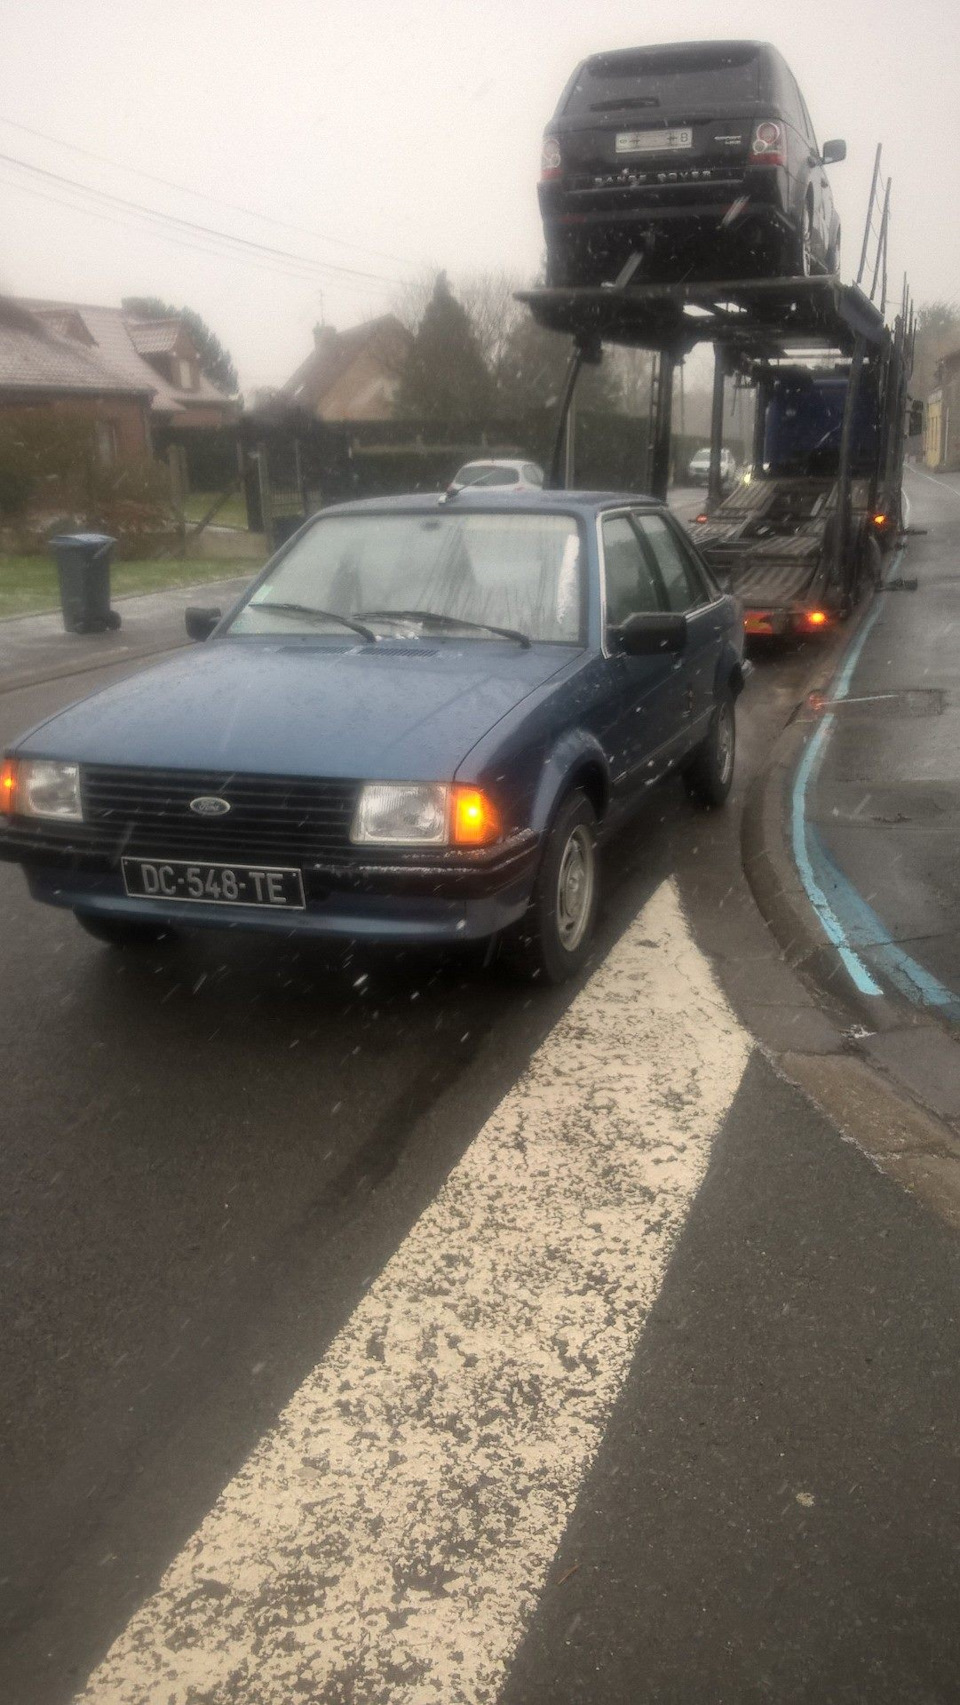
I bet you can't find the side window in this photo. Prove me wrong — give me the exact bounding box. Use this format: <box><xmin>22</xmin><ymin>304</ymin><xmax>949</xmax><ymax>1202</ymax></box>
<box><xmin>636</xmin><ymin>514</ymin><xmax>708</xmax><ymax>613</ymax></box>
<box><xmin>601</xmin><ymin>515</ymin><xmax>662</xmax><ymax>626</ymax></box>
<box><xmin>524</xmin><ymin>463</ymin><xmax>543</xmax><ymax>486</ymax></box>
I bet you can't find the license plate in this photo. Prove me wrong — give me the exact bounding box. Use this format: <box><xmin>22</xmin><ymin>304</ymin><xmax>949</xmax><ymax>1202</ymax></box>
<box><xmin>744</xmin><ymin>612</ymin><xmax>775</xmax><ymax>635</ymax></box>
<box><xmin>616</xmin><ymin>127</ymin><xmax>693</xmax><ymax>155</ymax></box>
<box><xmin>122</xmin><ymin>857</ymin><xmax>305</xmax><ymax>909</ymax></box>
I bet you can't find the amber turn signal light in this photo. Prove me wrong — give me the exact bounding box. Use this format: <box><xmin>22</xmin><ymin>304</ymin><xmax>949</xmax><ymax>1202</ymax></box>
<box><xmin>0</xmin><ymin>757</ymin><xmax>17</xmax><ymax>815</ymax></box>
<box><xmin>805</xmin><ymin>610</ymin><xmax>829</xmax><ymax>629</ymax></box>
<box><xmin>451</xmin><ymin>786</ymin><xmax>501</xmax><ymax>846</ymax></box>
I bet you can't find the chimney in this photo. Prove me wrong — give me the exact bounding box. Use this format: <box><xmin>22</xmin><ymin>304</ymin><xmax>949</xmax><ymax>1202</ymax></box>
<box><xmin>313</xmin><ymin>323</ymin><xmax>337</xmax><ymax>352</ymax></box>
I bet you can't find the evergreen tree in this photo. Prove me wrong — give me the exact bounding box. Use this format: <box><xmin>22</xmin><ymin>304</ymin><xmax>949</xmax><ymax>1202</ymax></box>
<box><xmin>395</xmin><ymin>272</ymin><xmax>493</xmax><ymax>420</ymax></box>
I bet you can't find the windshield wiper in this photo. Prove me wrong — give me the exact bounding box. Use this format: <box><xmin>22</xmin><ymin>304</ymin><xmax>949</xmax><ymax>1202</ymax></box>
<box><xmin>357</xmin><ymin>609</ymin><xmax>531</xmax><ymax>649</ymax></box>
<box><xmin>249</xmin><ymin>602</ymin><xmax>378</xmax><ymax>643</ymax></box>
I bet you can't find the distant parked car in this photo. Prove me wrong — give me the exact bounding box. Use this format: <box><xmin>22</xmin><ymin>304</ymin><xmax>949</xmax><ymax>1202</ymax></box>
<box><xmin>687</xmin><ymin>446</ymin><xmax>738</xmax><ymax>485</ymax></box>
<box><xmin>539</xmin><ymin>39</ymin><xmax>844</xmax><ymax>287</ymax></box>
<box><xmin>449</xmin><ymin>459</ymin><xmax>544</xmax><ymax>492</ymax></box>
<box><xmin>1</xmin><ymin>492</ymin><xmax>744</xmax><ymax>984</ymax></box>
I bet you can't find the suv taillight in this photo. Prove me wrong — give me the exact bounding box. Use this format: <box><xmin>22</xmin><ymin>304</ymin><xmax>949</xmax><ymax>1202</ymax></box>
<box><xmin>749</xmin><ymin>120</ymin><xmax>786</xmax><ymax>167</ymax></box>
<box><xmin>540</xmin><ymin>136</ymin><xmax>562</xmax><ymax>181</ymax></box>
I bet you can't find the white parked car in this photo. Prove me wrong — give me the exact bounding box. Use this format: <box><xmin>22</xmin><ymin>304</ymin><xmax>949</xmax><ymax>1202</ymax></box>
<box><xmin>449</xmin><ymin>458</ymin><xmax>545</xmax><ymax>493</ymax></box>
<box><xmin>688</xmin><ymin>446</ymin><xmax>739</xmax><ymax>486</ymax></box>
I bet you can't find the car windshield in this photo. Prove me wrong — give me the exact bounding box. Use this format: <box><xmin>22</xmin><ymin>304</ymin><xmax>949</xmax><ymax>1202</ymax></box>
<box><xmin>228</xmin><ymin>511</ymin><xmax>584</xmax><ymax>643</ymax></box>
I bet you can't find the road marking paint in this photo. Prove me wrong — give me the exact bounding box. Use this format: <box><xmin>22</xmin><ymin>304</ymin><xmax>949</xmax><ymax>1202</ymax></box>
<box><xmin>76</xmin><ymin>880</ymin><xmax>751</xmax><ymax>1705</ymax></box>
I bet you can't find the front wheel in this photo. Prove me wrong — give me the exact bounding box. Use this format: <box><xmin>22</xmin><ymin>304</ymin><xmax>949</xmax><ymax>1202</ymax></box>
<box><xmin>502</xmin><ymin>789</ymin><xmax>599</xmax><ymax>984</ymax></box>
<box><xmin>683</xmin><ymin>692</ymin><xmax>736</xmax><ymax>808</ymax></box>
<box><xmin>75</xmin><ymin>912</ymin><xmax>179</xmax><ymax>948</ymax></box>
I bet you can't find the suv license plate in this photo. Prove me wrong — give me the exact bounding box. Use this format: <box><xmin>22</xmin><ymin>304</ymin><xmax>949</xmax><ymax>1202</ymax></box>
<box><xmin>616</xmin><ymin>127</ymin><xmax>693</xmax><ymax>154</ymax></box>
<box><xmin>122</xmin><ymin>857</ymin><xmax>305</xmax><ymax>909</ymax></box>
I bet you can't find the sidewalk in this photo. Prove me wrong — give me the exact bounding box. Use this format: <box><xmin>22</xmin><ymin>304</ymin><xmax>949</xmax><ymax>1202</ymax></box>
<box><xmin>742</xmin><ymin>467</ymin><xmax>960</xmax><ymax>1229</ymax></box>
<box><xmin>0</xmin><ymin>573</ymin><xmax>253</xmax><ymax>695</ymax></box>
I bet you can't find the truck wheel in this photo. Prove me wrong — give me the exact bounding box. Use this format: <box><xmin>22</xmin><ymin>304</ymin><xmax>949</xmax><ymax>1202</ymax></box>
<box><xmin>502</xmin><ymin>789</ymin><xmax>599</xmax><ymax>984</ymax></box>
<box><xmin>860</xmin><ymin>531</ymin><xmax>883</xmax><ymax>595</ymax></box>
<box><xmin>683</xmin><ymin>692</ymin><xmax>736</xmax><ymax>808</ymax></box>
<box><xmin>75</xmin><ymin>912</ymin><xmax>179</xmax><ymax>948</ymax></box>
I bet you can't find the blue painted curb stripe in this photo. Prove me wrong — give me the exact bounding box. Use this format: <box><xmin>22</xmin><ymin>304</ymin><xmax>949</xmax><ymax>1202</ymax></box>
<box><xmin>792</xmin><ymin>544</ymin><xmax>960</xmax><ymax>1017</ymax></box>
<box><xmin>790</xmin><ymin>710</ymin><xmax>883</xmax><ymax>996</ymax></box>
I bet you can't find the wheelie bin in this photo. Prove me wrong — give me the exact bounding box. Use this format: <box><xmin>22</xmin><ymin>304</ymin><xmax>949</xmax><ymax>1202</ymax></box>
<box><xmin>49</xmin><ymin>533</ymin><xmax>121</xmax><ymax>634</ymax></box>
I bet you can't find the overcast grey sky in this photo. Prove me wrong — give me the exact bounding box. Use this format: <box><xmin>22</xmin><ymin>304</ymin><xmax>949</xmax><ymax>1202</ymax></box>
<box><xmin>2</xmin><ymin>0</ymin><xmax>955</xmax><ymax>390</ymax></box>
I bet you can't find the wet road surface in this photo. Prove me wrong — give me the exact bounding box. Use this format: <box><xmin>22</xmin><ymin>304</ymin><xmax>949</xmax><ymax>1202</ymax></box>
<box><xmin>2</xmin><ymin>575</ymin><xmax>960</xmax><ymax>1704</ymax></box>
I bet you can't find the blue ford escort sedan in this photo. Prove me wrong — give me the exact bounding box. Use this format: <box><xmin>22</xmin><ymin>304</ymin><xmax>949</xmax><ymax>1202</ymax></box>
<box><xmin>1</xmin><ymin>492</ymin><xmax>744</xmax><ymax>982</ymax></box>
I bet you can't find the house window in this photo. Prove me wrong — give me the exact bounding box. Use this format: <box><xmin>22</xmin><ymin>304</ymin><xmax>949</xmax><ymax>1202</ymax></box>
<box><xmin>177</xmin><ymin>358</ymin><xmax>195</xmax><ymax>390</ymax></box>
<box><xmin>96</xmin><ymin>421</ymin><xmax>120</xmax><ymax>465</ymax></box>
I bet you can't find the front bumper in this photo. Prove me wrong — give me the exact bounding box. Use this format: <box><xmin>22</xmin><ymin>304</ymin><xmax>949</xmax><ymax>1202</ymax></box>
<box><xmin>0</xmin><ymin>823</ymin><xmax>541</xmax><ymax>944</ymax></box>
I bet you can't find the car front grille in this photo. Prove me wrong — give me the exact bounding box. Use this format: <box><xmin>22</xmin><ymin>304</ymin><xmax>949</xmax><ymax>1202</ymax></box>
<box><xmin>79</xmin><ymin>765</ymin><xmax>360</xmax><ymax>861</ymax></box>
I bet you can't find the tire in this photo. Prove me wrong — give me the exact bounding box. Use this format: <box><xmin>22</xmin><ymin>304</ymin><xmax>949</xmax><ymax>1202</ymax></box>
<box><xmin>826</xmin><ymin>225</ymin><xmax>841</xmax><ymax>276</ymax></box>
<box><xmin>859</xmin><ymin>530</ymin><xmax>883</xmax><ymax>596</ymax></box>
<box><xmin>502</xmin><ymin>789</ymin><xmax>599</xmax><ymax>984</ymax></box>
<box><xmin>545</xmin><ymin>246</ymin><xmax>572</xmax><ymax>289</ymax></box>
<box><xmin>789</xmin><ymin>198</ymin><xmax>815</xmax><ymax>277</ymax></box>
<box><xmin>683</xmin><ymin>692</ymin><xmax>736</xmax><ymax>808</ymax></box>
<box><xmin>75</xmin><ymin>912</ymin><xmax>179</xmax><ymax>948</ymax></box>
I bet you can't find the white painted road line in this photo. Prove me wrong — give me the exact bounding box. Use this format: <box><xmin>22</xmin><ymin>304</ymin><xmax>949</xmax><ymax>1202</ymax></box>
<box><xmin>77</xmin><ymin>880</ymin><xmax>752</xmax><ymax>1705</ymax></box>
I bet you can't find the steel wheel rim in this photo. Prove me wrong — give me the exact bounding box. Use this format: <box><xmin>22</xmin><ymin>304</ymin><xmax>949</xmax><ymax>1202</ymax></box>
<box><xmin>716</xmin><ymin>702</ymin><xmax>735</xmax><ymax>785</ymax></box>
<box><xmin>556</xmin><ymin>825</ymin><xmax>595</xmax><ymax>952</ymax></box>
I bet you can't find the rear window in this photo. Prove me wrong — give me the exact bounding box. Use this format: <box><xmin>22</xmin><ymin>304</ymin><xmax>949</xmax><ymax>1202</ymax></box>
<box><xmin>456</xmin><ymin>464</ymin><xmax>518</xmax><ymax>488</ymax></box>
<box><xmin>564</xmin><ymin>44</ymin><xmax>762</xmax><ymax>116</ymax></box>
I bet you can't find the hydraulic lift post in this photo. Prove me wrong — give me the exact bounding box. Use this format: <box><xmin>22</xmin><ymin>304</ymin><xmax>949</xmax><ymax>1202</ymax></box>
<box><xmin>707</xmin><ymin>345</ymin><xmax>727</xmax><ymax>507</ymax></box>
<box><xmin>548</xmin><ymin>332</ymin><xmax>601</xmax><ymax>490</ymax></box>
<box><xmin>833</xmin><ymin>331</ymin><xmax>868</xmax><ymax>601</ymax></box>
<box><xmin>648</xmin><ymin>347</ymin><xmax>676</xmax><ymax>502</ymax></box>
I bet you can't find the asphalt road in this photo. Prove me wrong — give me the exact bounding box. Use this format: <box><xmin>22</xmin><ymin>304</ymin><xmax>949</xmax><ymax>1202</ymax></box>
<box><xmin>3</xmin><ymin>579</ymin><xmax>960</xmax><ymax>1703</ymax></box>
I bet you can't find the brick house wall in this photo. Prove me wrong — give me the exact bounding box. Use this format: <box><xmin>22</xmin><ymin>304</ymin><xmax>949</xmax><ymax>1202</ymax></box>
<box><xmin>0</xmin><ymin>391</ymin><xmax>152</xmax><ymax>459</ymax></box>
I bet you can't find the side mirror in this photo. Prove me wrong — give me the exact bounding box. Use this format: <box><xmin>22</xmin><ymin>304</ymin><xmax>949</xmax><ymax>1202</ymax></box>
<box><xmin>185</xmin><ymin>606</ymin><xmax>222</xmax><ymax>642</ymax></box>
<box><xmin>821</xmin><ymin>139</ymin><xmax>847</xmax><ymax>165</ymax></box>
<box><xmin>908</xmin><ymin>399</ymin><xmax>924</xmax><ymax>437</ymax></box>
<box><xmin>616</xmin><ymin>612</ymin><xmax>687</xmax><ymax>656</ymax></box>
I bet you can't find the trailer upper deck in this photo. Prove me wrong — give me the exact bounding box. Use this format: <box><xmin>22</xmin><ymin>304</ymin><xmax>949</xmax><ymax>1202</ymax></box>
<box><xmin>517</xmin><ymin>275</ymin><xmax>888</xmax><ymax>359</ymax></box>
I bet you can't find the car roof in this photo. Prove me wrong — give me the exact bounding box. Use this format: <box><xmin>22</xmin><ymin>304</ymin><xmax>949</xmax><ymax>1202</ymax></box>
<box><xmin>318</xmin><ymin>490</ymin><xmax>663</xmax><ymax>519</ymax></box>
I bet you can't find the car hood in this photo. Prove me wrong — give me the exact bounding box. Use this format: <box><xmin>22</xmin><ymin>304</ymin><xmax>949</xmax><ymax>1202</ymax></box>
<box><xmin>19</xmin><ymin>639</ymin><xmax>574</xmax><ymax>780</ymax></box>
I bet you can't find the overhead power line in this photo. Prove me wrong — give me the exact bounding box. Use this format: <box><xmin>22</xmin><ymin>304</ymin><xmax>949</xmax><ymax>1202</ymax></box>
<box><xmin>0</xmin><ymin>112</ymin><xmax>412</xmax><ymax>269</ymax></box>
<box><xmin>0</xmin><ymin>149</ymin><xmax>404</xmax><ymax>287</ymax></box>
<box><xmin>0</xmin><ymin>170</ymin><xmax>392</xmax><ymax>297</ymax></box>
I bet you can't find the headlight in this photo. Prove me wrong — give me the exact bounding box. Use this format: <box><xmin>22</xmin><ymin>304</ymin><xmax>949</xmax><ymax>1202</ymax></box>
<box><xmin>18</xmin><ymin>759</ymin><xmax>83</xmax><ymax>821</ymax></box>
<box><xmin>351</xmin><ymin>783</ymin><xmax>448</xmax><ymax>845</ymax></box>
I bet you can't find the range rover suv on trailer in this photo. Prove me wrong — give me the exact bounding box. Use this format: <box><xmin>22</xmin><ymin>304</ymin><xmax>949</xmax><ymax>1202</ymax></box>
<box><xmin>539</xmin><ymin>40</ymin><xmax>844</xmax><ymax>287</ymax></box>
<box><xmin>0</xmin><ymin>493</ymin><xmax>744</xmax><ymax>984</ymax></box>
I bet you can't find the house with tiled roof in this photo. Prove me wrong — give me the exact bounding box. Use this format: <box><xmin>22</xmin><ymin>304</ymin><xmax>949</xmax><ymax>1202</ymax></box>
<box><xmin>20</xmin><ymin>299</ymin><xmax>238</xmax><ymax>431</ymax></box>
<box><xmin>281</xmin><ymin>315</ymin><xmax>411</xmax><ymax>421</ymax></box>
<box><xmin>0</xmin><ymin>298</ymin><xmax>155</xmax><ymax>463</ymax></box>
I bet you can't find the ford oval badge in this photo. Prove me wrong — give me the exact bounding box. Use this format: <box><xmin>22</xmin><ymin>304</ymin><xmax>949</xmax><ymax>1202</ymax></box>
<box><xmin>189</xmin><ymin>795</ymin><xmax>231</xmax><ymax>817</ymax></box>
